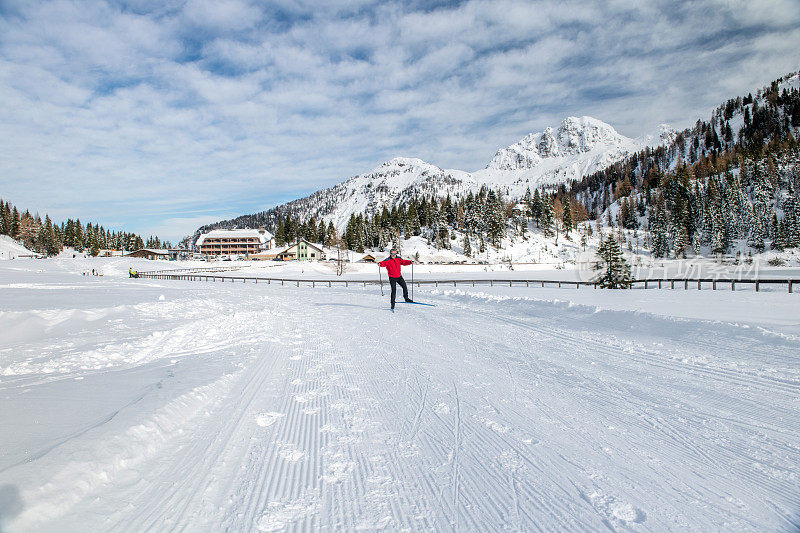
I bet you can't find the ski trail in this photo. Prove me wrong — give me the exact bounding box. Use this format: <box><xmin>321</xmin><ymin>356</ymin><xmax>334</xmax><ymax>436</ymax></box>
<box><xmin>451</xmin><ymin>381</ymin><xmax>462</xmax><ymax>530</ymax></box>
<box><xmin>113</xmin><ymin>342</ymin><xmax>287</xmax><ymax>531</ymax></box>
<box><xmin>5</xmin><ymin>280</ymin><xmax>799</xmax><ymax>532</ymax></box>
<box><xmin>408</xmin><ymin>379</ymin><xmax>429</xmax><ymax>440</ymax></box>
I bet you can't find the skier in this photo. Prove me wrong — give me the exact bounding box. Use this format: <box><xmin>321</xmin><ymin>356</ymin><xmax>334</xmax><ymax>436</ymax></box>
<box><xmin>378</xmin><ymin>248</ymin><xmax>414</xmax><ymax>309</ymax></box>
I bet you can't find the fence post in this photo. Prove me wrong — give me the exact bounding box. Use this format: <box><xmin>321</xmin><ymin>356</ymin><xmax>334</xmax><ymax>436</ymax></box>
<box><xmin>671</xmin><ymin>280</ymin><xmax>674</xmax><ymax>289</ymax></box>
<box><xmin>490</xmin><ymin>280</ymin><xmax>493</xmax><ymax>287</ymax></box>
<box><xmin>658</xmin><ymin>280</ymin><xmax>661</xmax><ymax>289</ymax></box>
<box><xmin>455</xmin><ymin>281</ymin><xmax>457</xmax><ymax>287</ymax></box>
<box><xmin>712</xmin><ymin>280</ymin><xmax>716</xmax><ymax>290</ymax></box>
<box><xmin>526</xmin><ymin>281</ymin><xmax>529</xmax><ymax>287</ymax></box>
<box><xmin>697</xmin><ymin>280</ymin><xmax>701</xmax><ymax>290</ymax></box>
<box><xmin>329</xmin><ymin>281</ymin><xmax>331</xmax><ymax>287</ymax></box>
<box><xmin>790</xmin><ymin>280</ymin><xmax>793</xmax><ymax>294</ymax></box>
<box><xmin>684</xmin><ymin>280</ymin><xmax>688</xmax><ymax>290</ymax></box>
<box><xmin>644</xmin><ymin>280</ymin><xmax>648</xmax><ymax>289</ymax></box>
<box><xmin>755</xmin><ymin>281</ymin><xmax>759</xmax><ymax>292</ymax></box>
<box><xmin>731</xmin><ymin>280</ymin><xmax>734</xmax><ymax>291</ymax></box>
<box><xmin>510</xmin><ymin>281</ymin><xmax>513</xmax><ymax>287</ymax></box>
<box><xmin>542</xmin><ymin>281</ymin><xmax>544</xmax><ymax>288</ymax></box>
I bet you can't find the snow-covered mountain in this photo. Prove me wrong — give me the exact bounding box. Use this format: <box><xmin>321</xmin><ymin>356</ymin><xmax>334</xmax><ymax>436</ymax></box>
<box><xmin>299</xmin><ymin>117</ymin><xmax>675</xmax><ymax>229</ymax></box>
<box><xmin>488</xmin><ymin>116</ymin><xmax>644</xmax><ymax>170</ymax></box>
<box><xmin>191</xmin><ymin>116</ymin><xmax>676</xmax><ymax>237</ymax></box>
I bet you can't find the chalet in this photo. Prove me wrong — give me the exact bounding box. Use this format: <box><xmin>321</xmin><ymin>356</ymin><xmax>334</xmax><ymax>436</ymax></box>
<box><xmin>196</xmin><ymin>229</ymin><xmax>274</xmax><ymax>257</ymax></box>
<box><xmin>512</xmin><ymin>203</ymin><xmax>529</xmax><ymax>217</ymax></box>
<box><xmin>128</xmin><ymin>248</ymin><xmax>171</xmax><ymax>260</ymax></box>
<box><xmin>359</xmin><ymin>254</ymin><xmax>377</xmax><ymax>263</ymax></box>
<box><xmin>250</xmin><ymin>251</ymin><xmax>280</xmax><ymax>261</ymax></box>
<box><xmin>98</xmin><ymin>249</ymin><xmax>123</xmax><ymax>257</ymax></box>
<box><xmin>275</xmin><ymin>240</ymin><xmax>325</xmax><ymax>261</ymax></box>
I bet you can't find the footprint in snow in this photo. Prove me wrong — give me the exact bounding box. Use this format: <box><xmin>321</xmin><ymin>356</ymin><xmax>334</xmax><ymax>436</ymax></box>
<box><xmin>434</xmin><ymin>403</ymin><xmax>451</xmax><ymax>415</ymax></box>
<box><xmin>255</xmin><ymin>412</ymin><xmax>285</xmax><ymax>427</ymax></box>
<box><xmin>256</xmin><ymin>493</ymin><xmax>318</xmax><ymax>532</ymax></box>
<box><xmin>279</xmin><ymin>447</ymin><xmax>308</xmax><ymax>462</ymax></box>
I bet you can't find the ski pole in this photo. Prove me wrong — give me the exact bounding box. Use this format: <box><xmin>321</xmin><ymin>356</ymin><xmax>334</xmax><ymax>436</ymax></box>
<box><xmin>411</xmin><ymin>262</ymin><xmax>414</xmax><ymax>301</ymax></box>
<box><xmin>379</xmin><ymin>264</ymin><xmax>384</xmax><ymax>296</ymax></box>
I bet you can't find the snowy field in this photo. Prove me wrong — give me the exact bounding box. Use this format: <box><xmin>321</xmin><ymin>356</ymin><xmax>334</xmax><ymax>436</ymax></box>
<box><xmin>1</xmin><ymin>256</ymin><xmax>800</xmax><ymax>531</ymax></box>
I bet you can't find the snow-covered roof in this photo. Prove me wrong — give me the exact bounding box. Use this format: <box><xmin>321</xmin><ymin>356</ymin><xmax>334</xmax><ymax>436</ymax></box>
<box><xmin>196</xmin><ymin>229</ymin><xmax>273</xmax><ymax>246</ymax></box>
<box><xmin>276</xmin><ymin>240</ymin><xmax>325</xmax><ymax>255</ymax></box>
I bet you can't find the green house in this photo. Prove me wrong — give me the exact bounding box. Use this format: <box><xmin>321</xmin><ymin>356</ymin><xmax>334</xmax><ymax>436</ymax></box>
<box><xmin>276</xmin><ymin>240</ymin><xmax>325</xmax><ymax>261</ymax></box>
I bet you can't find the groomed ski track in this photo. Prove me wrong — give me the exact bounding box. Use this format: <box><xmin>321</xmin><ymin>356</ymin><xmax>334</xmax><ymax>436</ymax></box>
<box><xmin>2</xmin><ymin>271</ymin><xmax>800</xmax><ymax>531</ymax></box>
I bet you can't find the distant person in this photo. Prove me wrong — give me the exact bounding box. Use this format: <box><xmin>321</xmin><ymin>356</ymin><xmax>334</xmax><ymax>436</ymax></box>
<box><xmin>378</xmin><ymin>248</ymin><xmax>414</xmax><ymax>309</ymax></box>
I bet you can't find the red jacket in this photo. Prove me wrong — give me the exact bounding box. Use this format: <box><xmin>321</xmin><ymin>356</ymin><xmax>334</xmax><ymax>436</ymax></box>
<box><xmin>379</xmin><ymin>256</ymin><xmax>412</xmax><ymax>278</ymax></box>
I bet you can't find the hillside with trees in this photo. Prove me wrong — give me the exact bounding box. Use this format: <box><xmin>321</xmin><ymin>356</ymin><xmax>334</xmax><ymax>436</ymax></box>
<box><xmin>187</xmin><ymin>72</ymin><xmax>800</xmax><ymax>261</ymax></box>
<box><xmin>0</xmin><ymin>199</ymin><xmax>171</xmax><ymax>257</ymax></box>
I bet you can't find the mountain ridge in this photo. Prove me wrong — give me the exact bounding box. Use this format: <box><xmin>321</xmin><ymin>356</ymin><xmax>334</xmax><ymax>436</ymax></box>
<box><xmin>186</xmin><ymin>116</ymin><xmax>676</xmax><ymax>245</ymax></box>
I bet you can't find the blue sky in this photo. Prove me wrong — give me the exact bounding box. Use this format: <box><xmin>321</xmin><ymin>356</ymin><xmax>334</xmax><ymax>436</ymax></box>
<box><xmin>1</xmin><ymin>0</ymin><xmax>798</xmax><ymax>242</ymax></box>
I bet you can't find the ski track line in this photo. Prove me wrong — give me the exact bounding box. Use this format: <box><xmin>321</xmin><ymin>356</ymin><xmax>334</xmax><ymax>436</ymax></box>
<box><xmin>9</xmin><ymin>282</ymin><xmax>799</xmax><ymax>531</ymax></box>
<box><xmin>408</xmin><ymin>378</ymin><xmax>429</xmax><ymax>440</ymax></box>
<box><xmin>432</xmin><ymin>293</ymin><xmax>800</xmax><ymax>528</ymax></box>
<box><xmin>118</xmin><ymin>343</ymin><xmax>285</xmax><ymax>531</ymax></box>
<box><xmin>475</xmin><ymin>300</ymin><xmax>800</xmax><ymax>400</ymax></box>
<box><xmin>379</xmin><ymin>295</ymin><xmax>604</xmax><ymax>529</ymax></box>
<box><xmin>392</xmin><ymin>300</ymin><xmax>736</xmax><ymax>524</ymax></box>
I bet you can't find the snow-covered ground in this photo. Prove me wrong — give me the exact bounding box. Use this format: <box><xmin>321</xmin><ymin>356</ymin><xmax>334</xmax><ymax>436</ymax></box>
<box><xmin>0</xmin><ymin>235</ymin><xmax>39</xmax><ymax>260</ymax></box>
<box><xmin>1</xmin><ymin>256</ymin><xmax>799</xmax><ymax>531</ymax></box>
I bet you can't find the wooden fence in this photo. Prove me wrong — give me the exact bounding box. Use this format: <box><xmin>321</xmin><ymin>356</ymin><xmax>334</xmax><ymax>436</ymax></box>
<box><xmin>135</xmin><ymin>272</ymin><xmax>798</xmax><ymax>293</ymax></box>
<box><xmin>137</xmin><ymin>265</ymin><xmax>248</xmax><ymax>276</ymax></box>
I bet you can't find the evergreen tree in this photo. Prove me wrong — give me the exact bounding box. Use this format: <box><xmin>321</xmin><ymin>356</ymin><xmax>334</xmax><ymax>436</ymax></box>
<box><xmin>531</xmin><ymin>189</ymin><xmax>542</xmax><ymax>226</ymax></box>
<box><xmin>562</xmin><ymin>199</ymin><xmax>573</xmax><ymax>238</ymax></box>
<box><xmin>44</xmin><ymin>215</ymin><xmax>60</xmax><ymax>256</ymax></box>
<box><xmin>540</xmin><ymin>195</ymin><xmax>554</xmax><ymax>236</ymax></box>
<box><xmin>486</xmin><ymin>190</ymin><xmax>505</xmax><ymax>247</ymax></box>
<box><xmin>593</xmin><ymin>235</ymin><xmax>632</xmax><ymax>288</ymax></box>
<box><xmin>326</xmin><ymin>221</ymin><xmax>336</xmax><ymax>247</ymax></box>
<box><xmin>462</xmin><ymin>233</ymin><xmax>471</xmax><ymax>257</ymax></box>
<box><xmin>783</xmin><ymin>191</ymin><xmax>800</xmax><ymax>247</ymax></box>
<box><xmin>11</xmin><ymin>207</ymin><xmax>20</xmax><ymax>238</ymax></box>
<box><xmin>648</xmin><ymin>201</ymin><xmax>670</xmax><ymax>258</ymax></box>
<box><xmin>0</xmin><ymin>201</ymin><xmax>7</xmax><ymax>235</ymax></box>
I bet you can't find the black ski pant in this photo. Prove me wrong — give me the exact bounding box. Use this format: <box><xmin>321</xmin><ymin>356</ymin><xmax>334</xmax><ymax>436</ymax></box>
<box><xmin>389</xmin><ymin>276</ymin><xmax>409</xmax><ymax>306</ymax></box>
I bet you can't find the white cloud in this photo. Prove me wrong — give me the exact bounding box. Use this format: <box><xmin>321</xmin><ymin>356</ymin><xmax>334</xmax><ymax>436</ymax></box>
<box><xmin>1</xmin><ymin>0</ymin><xmax>798</xmax><ymax>240</ymax></box>
<box><xmin>182</xmin><ymin>0</ymin><xmax>262</xmax><ymax>32</ymax></box>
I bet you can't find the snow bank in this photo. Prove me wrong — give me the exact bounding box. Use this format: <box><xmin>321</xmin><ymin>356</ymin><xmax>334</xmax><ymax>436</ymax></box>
<box><xmin>1</xmin><ymin>257</ymin><xmax>799</xmax><ymax>531</ymax></box>
<box><xmin>0</xmin><ymin>235</ymin><xmax>35</xmax><ymax>259</ymax></box>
